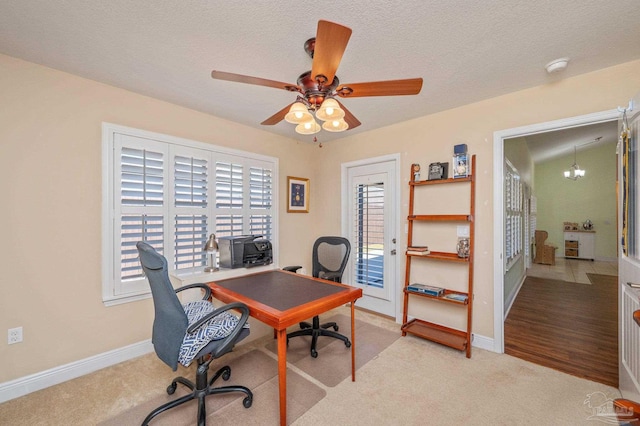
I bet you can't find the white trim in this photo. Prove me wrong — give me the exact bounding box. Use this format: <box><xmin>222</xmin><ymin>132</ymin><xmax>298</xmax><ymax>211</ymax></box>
<box><xmin>0</xmin><ymin>340</ymin><xmax>153</xmax><ymax>403</ymax></box>
<box><xmin>504</xmin><ymin>274</ymin><xmax>527</xmax><ymax>319</ymax></box>
<box><xmin>471</xmin><ymin>333</ymin><xmax>494</xmax><ymax>352</ymax></box>
<box><xmin>493</xmin><ymin>109</ymin><xmax>619</xmax><ymax>354</ymax></box>
<box><xmin>341</xmin><ymin>153</ymin><xmax>402</xmax><ymax>322</ymax></box>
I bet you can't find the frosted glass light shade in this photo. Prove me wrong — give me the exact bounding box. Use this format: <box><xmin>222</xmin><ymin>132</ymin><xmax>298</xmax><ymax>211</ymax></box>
<box><xmin>322</xmin><ymin>118</ymin><xmax>349</xmax><ymax>132</ymax></box>
<box><xmin>285</xmin><ymin>102</ymin><xmax>313</xmax><ymax>124</ymax></box>
<box><xmin>315</xmin><ymin>98</ymin><xmax>345</xmax><ymax>121</ymax></box>
<box><xmin>295</xmin><ymin>119</ymin><xmax>321</xmax><ymax>134</ymax></box>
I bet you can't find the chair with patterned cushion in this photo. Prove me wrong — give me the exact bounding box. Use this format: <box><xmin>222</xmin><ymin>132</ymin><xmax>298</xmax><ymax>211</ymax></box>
<box><xmin>136</xmin><ymin>241</ymin><xmax>252</xmax><ymax>426</ymax></box>
<box><xmin>283</xmin><ymin>236</ymin><xmax>352</xmax><ymax>358</ymax></box>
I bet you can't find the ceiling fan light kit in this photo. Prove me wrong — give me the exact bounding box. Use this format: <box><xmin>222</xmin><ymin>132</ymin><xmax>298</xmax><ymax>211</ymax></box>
<box><xmin>284</xmin><ymin>102</ymin><xmax>313</xmax><ymax>124</ymax></box>
<box><xmin>211</xmin><ymin>20</ymin><xmax>423</xmax><ymax>138</ymax></box>
<box><xmin>295</xmin><ymin>120</ymin><xmax>322</xmax><ymax>135</ymax></box>
<box><xmin>322</xmin><ymin>118</ymin><xmax>349</xmax><ymax>132</ymax></box>
<box><xmin>315</xmin><ymin>98</ymin><xmax>345</xmax><ymax>121</ymax></box>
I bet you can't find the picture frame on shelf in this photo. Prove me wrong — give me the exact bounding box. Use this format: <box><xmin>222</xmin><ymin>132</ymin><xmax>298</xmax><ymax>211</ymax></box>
<box><xmin>453</xmin><ymin>153</ymin><xmax>469</xmax><ymax>178</ymax></box>
<box><xmin>287</xmin><ymin>176</ymin><xmax>309</xmax><ymax>213</ymax></box>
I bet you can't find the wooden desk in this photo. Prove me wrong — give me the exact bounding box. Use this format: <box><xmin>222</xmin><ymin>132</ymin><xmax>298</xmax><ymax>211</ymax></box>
<box><xmin>207</xmin><ymin>269</ymin><xmax>363</xmax><ymax>426</ymax></box>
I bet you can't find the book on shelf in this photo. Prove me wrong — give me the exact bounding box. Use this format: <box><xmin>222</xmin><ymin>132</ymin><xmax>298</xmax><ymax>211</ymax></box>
<box><xmin>407</xmin><ymin>283</ymin><xmax>444</xmax><ymax>297</ymax></box>
<box><xmin>407</xmin><ymin>246</ymin><xmax>430</xmax><ymax>255</ymax></box>
<box><xmin>443</xmin><ymin>293</ymin><xmax>468</xmax><ymax>302</ymax></box>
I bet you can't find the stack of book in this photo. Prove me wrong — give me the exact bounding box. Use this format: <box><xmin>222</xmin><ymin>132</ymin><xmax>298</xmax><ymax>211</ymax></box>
<box><xmin>443</xmin><ymin>293</ymin><xmax>468</xmax><ymax>302</ymax></box>
<box><xmin>406</xmin><ymin>246</ymin><xmax>430</xmax><ymax>255</ymax></box>
<box><xmin>407</xmin><ymin>283</ymin><xmax>444</xmax><ymax>297</ymax></box>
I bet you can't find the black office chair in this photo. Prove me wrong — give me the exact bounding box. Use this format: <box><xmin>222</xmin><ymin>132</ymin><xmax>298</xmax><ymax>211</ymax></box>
<box><xmin>136</xmin><ymin>242</ymin><xmax>252</xmax><ymax>426</ymax></box>
<box><xmin>283</xmin><ymin>236</ymin><xmax>352</xmax><ymax>358</ymax></box>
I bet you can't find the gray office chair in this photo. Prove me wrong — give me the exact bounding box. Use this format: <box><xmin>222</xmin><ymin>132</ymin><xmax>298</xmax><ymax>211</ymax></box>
<box><xmin>283</xmin><ymin>236</ymin><xmax>352</xmax><ymax>358</ymax></box>
<box><xmin>136</xmin><ymin>242</ymin><xmax>252</xmax><ymax>426</ymax></box>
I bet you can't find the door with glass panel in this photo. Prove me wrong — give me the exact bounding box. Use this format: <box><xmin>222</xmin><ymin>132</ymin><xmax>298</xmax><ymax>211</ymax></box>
<box><xmin>343</xmin><ymin>157</ymin><xmax>398</xmax><ymax>317</ymax></box>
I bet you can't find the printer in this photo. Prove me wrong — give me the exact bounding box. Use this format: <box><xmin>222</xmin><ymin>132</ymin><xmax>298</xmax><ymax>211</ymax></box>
<box><xmin>218</xmin><ymin>235</ymin><xmax>273</xmax><ymax>269</ymax></box>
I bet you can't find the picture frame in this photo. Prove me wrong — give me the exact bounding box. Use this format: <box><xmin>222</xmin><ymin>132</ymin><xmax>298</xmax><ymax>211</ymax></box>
<box><xmin>453</xmin><ymin>153</ymin><xmax>469</xmax><ymax>178</ymax></box>
<box><xmin>287</xmin><ymin>176</ymin><xmax>309</xmax><ymax>213</ymax></box>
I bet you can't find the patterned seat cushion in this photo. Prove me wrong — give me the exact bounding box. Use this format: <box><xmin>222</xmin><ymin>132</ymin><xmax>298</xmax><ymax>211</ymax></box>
<box><xmin>178</xmin><ymin>300</ymin><xmax>249</xmax><ymax>366</ymax></box>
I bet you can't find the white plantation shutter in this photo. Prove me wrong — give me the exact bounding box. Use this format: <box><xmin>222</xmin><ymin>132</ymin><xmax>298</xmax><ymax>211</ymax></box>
<box><xmin>352</xmin><ymin>182</ymin><xmax>385</xmax><ymax>288</ymax></box>
<box><xmin>173</xmin><ymin>153</ymin><xmax>209</xmax><ymax>270</ymax></box>
<box><xmin>249</xmin><ymin>166</ymin><xmax>273</xmax><ymax>239</ymax></box>
<box><xmin>120</xmin><ymin>214</ymin><xmax>164</xmax><ymax>280</ymax></box>
<box><xmin>113</xmin><ymin>135</ymin><xmax>168</xmax><ymax>297</ymax></box>
<box><xmin>215</xmin><ymin>160</ymin><xmax>244</xmax><ymax>237</ymax></box>
<box><xmin>104</xmin><ymin>124</ymin><xmax>278</xmax><ymax>305</ymax></box>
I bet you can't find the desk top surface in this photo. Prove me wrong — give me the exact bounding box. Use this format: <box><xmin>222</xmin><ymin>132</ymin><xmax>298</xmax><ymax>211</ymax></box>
<box><xmin>210</xmin><ymin>269</ymin><xmax>357</xmax><ymax>312</ymax></box>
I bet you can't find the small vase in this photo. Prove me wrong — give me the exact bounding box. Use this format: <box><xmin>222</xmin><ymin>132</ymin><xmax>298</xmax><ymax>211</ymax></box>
<box><xmin>456</xmin><ymin>238</ymin><xmax>470</xmax><ymax>258</ymax></box>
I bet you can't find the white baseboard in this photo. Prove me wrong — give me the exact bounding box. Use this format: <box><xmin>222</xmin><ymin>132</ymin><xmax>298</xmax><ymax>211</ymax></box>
<box><xmin>0</xmin><ymin>339</ymin><xmax>153</xmax><ymax>404</ymax></box>
<box><xmin>504</xmin><ymin>275</ymin><xmax>527</xmax><ymax>320</ymax></box>
<box><xmin>472</xmin><ymin>333</ymin><xmax>494</xmax><ymax>352</ymax></box>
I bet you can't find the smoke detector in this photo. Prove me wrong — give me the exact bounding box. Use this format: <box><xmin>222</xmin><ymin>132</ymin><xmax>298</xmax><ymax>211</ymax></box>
<box><xmin>545</xmin><ymin>58</ymin><xmax>570</xmax><ymax>74</ymax></box>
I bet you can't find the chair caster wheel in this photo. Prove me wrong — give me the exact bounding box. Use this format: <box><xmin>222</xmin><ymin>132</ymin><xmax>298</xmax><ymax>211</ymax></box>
<box><xmin>333</xmin><ymin>325</ymin><xmax>339</xmax><ymax>331</ymax></box>
<box><xmin>345</xmin><ymin>340</ymin><xmax>352</xmax><ymax>348</ymax></box>
<box><xmin>167</xmin><ymin>383</ymin><xmax>177</xmax><ymax>395</ymax></box>
<box><xmin>311</xmin><ymin>349</ymin><xmax>318</xmax><ymax>358</ymax></box>
<box><xmin>243</xmin><ymin>396</ymin><xmax>253</xmax><ymax>408</ymax></box>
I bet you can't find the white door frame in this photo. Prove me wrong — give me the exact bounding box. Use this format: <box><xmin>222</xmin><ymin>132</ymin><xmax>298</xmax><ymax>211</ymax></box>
<box><xmin>341</xmin><ymin>153</ymin><xmax>402</xmax><ymax>322</ymax></box>
<box><xmin>492</xmin><ymin>109</ymin><xmax>619</xmax><ymax>353</ymax></box>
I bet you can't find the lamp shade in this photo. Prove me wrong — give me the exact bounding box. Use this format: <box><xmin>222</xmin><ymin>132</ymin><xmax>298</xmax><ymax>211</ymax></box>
<box><xmin>322</xmin><ymin>118</ymin><xmax>349</xmax><ymax>132</ymax></box>
<box><xmin>295</xmin><ymin>119</ymin><xmax>321</xmax><ymax>134</ymax></box>
<box><xmin>285</xmin><ymin>102</ymin><xmax>313</xmax><ymax>124</ymax></box>
<box><xmin>315</xmin><ymin>98</ymin><xmax>345</xmax><ymax>121</ymax></box>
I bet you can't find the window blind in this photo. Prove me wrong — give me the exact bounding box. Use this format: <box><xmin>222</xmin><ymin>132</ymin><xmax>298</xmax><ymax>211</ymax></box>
<box><xmin>353</xmin><ymin>182</ymin><xmax>385</xmax><ymax>288</ymax></box>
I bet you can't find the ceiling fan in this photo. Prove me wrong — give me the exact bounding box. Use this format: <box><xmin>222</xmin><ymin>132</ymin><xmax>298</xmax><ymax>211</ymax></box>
<box><xmin>211</xmin><ymin>20</ymin><xmax>423</xmax><ymax>135</ymax></box>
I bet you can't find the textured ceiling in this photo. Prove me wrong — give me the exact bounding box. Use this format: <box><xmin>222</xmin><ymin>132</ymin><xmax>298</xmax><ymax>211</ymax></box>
<box><xmin>1</xmin><ymin>0</ymin><xmax>639</xmax><ymax>147</ymax></box>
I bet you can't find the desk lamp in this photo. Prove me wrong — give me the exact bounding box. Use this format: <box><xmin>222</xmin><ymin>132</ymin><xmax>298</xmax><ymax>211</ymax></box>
<box><xmin>204</xmin><ymin>233</ymin><xmax>219</xmax><ymax>272</ymax></box>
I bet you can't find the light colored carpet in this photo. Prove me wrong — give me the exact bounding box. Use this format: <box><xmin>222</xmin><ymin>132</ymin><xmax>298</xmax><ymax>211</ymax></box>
<box><xmin>0</xmin><ymin>306</ymin><xmax>623</xmax><ymax>425</ymax></box>
<box><xmin>265</xmin><ymin>314</ymin><xmax>400</xmax><ymax>387</ymax></box>
<box><xmin>99</xmin><ymin>349</ymin><xmax>325</xmax><ymax>426</ymax></box>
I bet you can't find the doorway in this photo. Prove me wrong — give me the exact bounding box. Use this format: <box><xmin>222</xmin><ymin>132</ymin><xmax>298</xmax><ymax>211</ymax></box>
<box><xmin>492</xmin><ymin>109</ymin><xmax>620</xmax><ymax>352</ymax></box>
<box><xmin>341</xmin><ymin>154</ymin><xmax>400</xmax><ymax>319</ymax></box>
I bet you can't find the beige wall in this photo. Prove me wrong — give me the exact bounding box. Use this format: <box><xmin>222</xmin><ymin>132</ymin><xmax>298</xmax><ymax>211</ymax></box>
<box><xmin>2</xmin><ymin>52</ymin><xmax>640</xmax><ymax>384</ymax></box>
<box><xmin>535</xmin><ymin>141</ymin><xmax>618</xmax><ymax>259</ymax></box>
<box><xmin>0</xmin><ymin>54</ymin><xmax>317</xmax><ymax>382</ymax></box>
<box><xmin>311</xmin><ymin>59</ymin><xmax>640</xmax><ymax>340</ymax></box>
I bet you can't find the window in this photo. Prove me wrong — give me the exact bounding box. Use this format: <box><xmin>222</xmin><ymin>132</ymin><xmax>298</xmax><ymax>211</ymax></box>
<box><xmin>102</xmin><ymin>124</ymin><xmax>278</xmax><ymax>305</ymax></box>
<box><xmin>504</xmin><ymin>159</ymin><xmax>523</xmax><ymax>271</ymax></box>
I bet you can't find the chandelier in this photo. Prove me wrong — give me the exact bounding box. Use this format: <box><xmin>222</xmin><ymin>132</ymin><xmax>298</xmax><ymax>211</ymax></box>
<box><xmin>564</xmin><ymin>145</ymin><xmax>585</xmax><ymax>180</ymax></box>
<box><xmin>284</xmin><ymin>97</ymin><xmax>348</xmax><ymax>135</ymax></box>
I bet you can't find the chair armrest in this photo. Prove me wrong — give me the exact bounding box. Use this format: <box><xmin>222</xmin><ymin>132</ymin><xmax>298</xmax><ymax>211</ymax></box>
<box><xmin>175</xmin><ymin>283</ymin><xmax>212</xmax><ymax>301</ymax></box>
<box><xmin>283</xmin><ymin>266</ymin><xmax>302</xmax><ymax>273</ymax></box>
<box><xmin>186</xmin><ymin>302</ymin><xmax>250</xmax><ymax>359</ymax></box>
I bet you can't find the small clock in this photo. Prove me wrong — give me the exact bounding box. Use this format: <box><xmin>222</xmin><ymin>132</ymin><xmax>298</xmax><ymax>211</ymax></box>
<box><xmin>427</xmin><ymin>162</ymin><xmax>449</xmax><ymax>180</ymax></box>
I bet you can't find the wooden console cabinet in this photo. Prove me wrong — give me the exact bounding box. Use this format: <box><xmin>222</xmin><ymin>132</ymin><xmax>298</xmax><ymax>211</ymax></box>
<box><xmin>564</xmin><ymin>231</ymin><xmax>595</xmax><ymax>260</ymax></box>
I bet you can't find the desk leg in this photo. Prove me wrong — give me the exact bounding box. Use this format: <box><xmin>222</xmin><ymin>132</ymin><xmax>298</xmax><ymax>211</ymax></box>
<box><xmin>277</xmin><ymin>328</ymin><xmax>287</xmax><ymax>426</ymax></box>
<box><xmin>351</xmin><ymin>301</ymin><xmax>356</xmax><ymax>381</ymax></box>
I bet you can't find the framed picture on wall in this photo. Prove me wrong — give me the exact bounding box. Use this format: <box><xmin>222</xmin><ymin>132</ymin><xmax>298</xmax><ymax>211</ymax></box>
<box><xmin>287</xmin><ymin>176</ymin><xmax>309</xmax><ymax>213</ymax></box>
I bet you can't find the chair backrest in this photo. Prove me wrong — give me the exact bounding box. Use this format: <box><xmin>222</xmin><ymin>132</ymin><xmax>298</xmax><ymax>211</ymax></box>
<box><xmin>136</xmin><ymin>241</ymin><xmax>188</xmax><ymax>370</ymax></box>
<box><xmin>312</xmin><ymin>236</ymin><xmax>351</xmax><ymax>283</ymax></box>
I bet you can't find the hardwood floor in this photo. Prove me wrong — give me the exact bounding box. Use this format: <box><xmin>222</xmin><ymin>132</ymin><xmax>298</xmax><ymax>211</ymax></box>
<box><xmin>505</xmin><ymin>259</ymin><xmax>618</xmax><ymax>387</ymax></box>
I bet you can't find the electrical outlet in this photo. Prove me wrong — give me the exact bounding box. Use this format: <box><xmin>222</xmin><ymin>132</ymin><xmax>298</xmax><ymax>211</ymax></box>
<box><xmin>8</xmin><ymin>327</ymin><xmax>23</xmax><ymax>344</ymax></box>
<box><xmin>457</xmin><ymin>226</ymin><xmax>470</xmax><ymax>238</ymax></box>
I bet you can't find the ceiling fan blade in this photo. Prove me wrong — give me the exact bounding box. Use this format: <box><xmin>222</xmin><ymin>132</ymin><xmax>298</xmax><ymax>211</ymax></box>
<box><xmin>261</xmin><ymin>102</ymin><xmax>295</xmax><ymax>125</ymax></box>
<box><xmin>336</xmin><ymin>100</ymin><xmax>361</xmax><ymax>130</ymax></box>
<box><xmin>211</xmin><ymin>70</ymin><xmax>298</xmax><ymax>92</ymax></box>
<box><xmin>336</xmin><ymin>78</ymin><xmax>423</xmax><ymax>98</ymax></box>
<box><xmin>311</xmin><ymin>20</ymin><xmax>352</xmax><ymax>86</ymax></box>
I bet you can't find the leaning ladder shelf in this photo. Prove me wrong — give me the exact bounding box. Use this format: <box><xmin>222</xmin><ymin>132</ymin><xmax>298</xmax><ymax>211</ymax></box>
<box><xmin>401</xmin><ymin>155</ymin><xmax>475</xmax><ymax>358</ymax></box>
